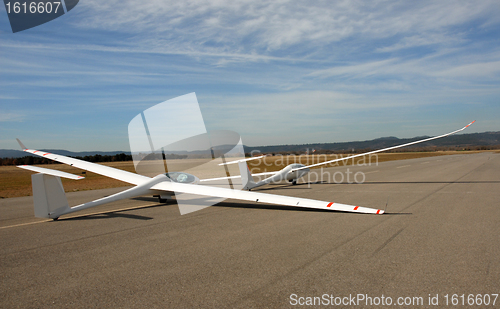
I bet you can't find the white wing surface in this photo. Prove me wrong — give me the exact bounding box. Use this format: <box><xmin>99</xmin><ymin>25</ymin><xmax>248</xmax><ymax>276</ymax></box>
<box><xmin>151</xmin><ymin>181</ymin><xmax>384</xmax><ymax>214</ymax></box>
<box><xmin>291</xmin><ymin>121</ymin><xmax>475</xmax><ymax>172</ymax></box>
<box><xmin>17</xmin><ymin>142</ymin><xmax>150</xmax><ymax>185</ymax></box>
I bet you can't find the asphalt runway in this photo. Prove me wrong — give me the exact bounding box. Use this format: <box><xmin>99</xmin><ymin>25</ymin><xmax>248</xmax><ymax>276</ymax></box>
<box><xmin>1</xmin><ymin>152</ymin><xmax>499</xmax><ymax>308</ymax></box>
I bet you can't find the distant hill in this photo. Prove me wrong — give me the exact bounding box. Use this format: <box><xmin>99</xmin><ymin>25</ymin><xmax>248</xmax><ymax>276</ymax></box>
<box><xmin>0</xmin><ymin>149</ymin><xmax>128</xmax><ymax>159</ymax></box>
<box><xmin>1</xmin><ymin>131</ymin><xmax>499</xmax><ymax>159</ymax></box>
<box><xmin>243</xmin><ymin>131</ymin><xmax>500</xmax><ymax>153</ymax></box>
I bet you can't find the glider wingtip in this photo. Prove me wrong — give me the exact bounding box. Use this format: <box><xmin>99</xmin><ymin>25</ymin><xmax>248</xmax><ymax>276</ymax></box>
<box><xmin>16</xmin><ymin>138</ymin><xmax>27</xmax><ymax>151</ymax></box>
<box><xmin>465</xmin><ymin>120</ymin><xmax>476</xmax><ymax>128</ymax></box>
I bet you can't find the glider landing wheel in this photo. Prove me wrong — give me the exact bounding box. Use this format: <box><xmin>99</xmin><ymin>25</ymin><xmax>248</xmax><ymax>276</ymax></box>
<box><xmin>159</xmin><ymin>197</ymin><xmax>167</xmax><ymax>203</ymax></box>
<box><xmin>292</xmin><ymin>180</ymin><xmax>297</xmax><ymax>185</ymax></box>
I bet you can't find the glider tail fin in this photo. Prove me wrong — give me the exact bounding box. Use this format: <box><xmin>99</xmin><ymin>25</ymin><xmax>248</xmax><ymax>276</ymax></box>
<box><xmin>31</xmin><ymin>174</ymin><xmax>70</xmax><ymax>219</ymax></box>
<box><xmin>238</xmin><ymin>161</ymin><xmax>257</xmax><ymax>190</ymax></box>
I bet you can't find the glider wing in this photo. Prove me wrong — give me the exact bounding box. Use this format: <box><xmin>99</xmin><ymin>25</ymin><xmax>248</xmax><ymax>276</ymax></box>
<box><xmin>16</xmin><ymin>139</ymin><xmax>149</xmax><ymax>185</ymax></box>
<box><xmin>151</xmin><ymin>181</ymin><xmax>384</xmax><ymax>214</ymax></box>
<box><xmin>291</xmin><ymin>121</ymin><xmax>475</xmax><ymax>172</ymax></box>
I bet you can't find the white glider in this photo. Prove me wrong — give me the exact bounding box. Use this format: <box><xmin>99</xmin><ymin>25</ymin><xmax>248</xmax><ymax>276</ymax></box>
<box><xmin>15</xmin><ymin>121</ymin><xmax>473</xmax><ymax>220</ymax></box>
<box><xmin>15</xmin><ymin>139</ymin><xmax>385</xmax><ymax>220</ymax></box>
<box><xmin>202</xmin><ymin>121</ymin><xmax>476</xmax><ymax>189</ymax></box>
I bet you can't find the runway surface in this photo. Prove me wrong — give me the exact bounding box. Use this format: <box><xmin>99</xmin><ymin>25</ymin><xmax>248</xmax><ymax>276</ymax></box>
<box><xmin>1</xmin><ymin>152</ymin><xmax>499</xmax><ymax>308</ymax></box>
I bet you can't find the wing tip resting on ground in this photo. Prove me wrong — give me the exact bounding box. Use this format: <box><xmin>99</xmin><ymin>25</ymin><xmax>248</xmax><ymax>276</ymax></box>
<box><xmin>326</xmin><ymin>202</ymin><xmax>384</xmax><ymax>214</ymax></box>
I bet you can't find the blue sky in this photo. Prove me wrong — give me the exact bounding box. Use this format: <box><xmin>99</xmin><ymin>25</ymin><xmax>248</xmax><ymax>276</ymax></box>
<box><xmin>1</xmin><ymin>0</ymin><xmax>499</xmax><ymax>151</ymax></box>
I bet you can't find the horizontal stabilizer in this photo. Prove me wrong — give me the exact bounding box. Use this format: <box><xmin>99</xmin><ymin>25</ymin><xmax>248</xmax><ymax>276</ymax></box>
<box><xmin>200</xmin><ymin>171</ymin><xmax>276</xmax><ymax>182</ymax></box>
<box><xmin>218</xmin><ymin>155</ymin><xmax>265</xmax><ymax>166</ymax></box>
<box><xmin>18</xmin><ymin>165</ymin><xmax>85</xmax><ymax>180</ymax></box>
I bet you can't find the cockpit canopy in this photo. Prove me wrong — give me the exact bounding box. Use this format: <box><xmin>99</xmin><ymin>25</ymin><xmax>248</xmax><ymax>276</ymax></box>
<box><xmin>165</xmin><ymin>172</ymin><xmax>199</xmax><ymax>184</ymax></box>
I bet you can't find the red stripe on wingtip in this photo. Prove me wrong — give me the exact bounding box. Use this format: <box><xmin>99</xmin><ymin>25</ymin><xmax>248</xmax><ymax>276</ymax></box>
<box><xmin>466</xmin><ymin>120</ymin><xmax>476</xmax><ymax>128</ymax></box>
<box><xmin>327</xmin><ymin>202</ymin><xmax>334</xmax><ymax>208</ymax></box>
<box><xmin>354</xmin><ymin>206</ymin><xmax>359</xmax><ymax>210</ymax></box>
<box><xmin>376</xmin><ymin>209</ymin><xmax>381</xmax><ymax>214</ymax></box>
<box><xmin>43</xmin><ymin>153</ymin><xmax>49</xmax><ymax>156</ymax></box>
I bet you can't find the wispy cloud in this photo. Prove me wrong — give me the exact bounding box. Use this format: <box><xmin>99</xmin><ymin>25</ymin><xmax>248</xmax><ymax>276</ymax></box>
<box><xmin>0</xmin><ymin>112</ymin><xmax>25</xmax><ymax>122</ymax></box>
<box><xmin>307</xmin><ymin>59</ymin><xmax>397</xmax><ymax>79</ymax></box>
<box><xmin>73</xmin><ymin>0</ymin><xmax>499</xmax><ymax>59</ymax></box>
<box><xmin>433</xmin><ymin>60</ymin><xmax>500</xmax><ymax>78</ymax></box>
<box><xmin>1</xmin><ymin>0</ymin><xmax>499</xmax><ymax>150</ymax></box>
<box><xmin>375</xmin><ymin>33</ymin><xmax>466</xmax><ymax>53</ymax></box>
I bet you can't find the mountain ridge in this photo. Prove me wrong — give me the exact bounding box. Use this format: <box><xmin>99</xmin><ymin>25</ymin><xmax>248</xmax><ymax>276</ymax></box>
<box><xmin>2</xmin><ymin>131</ymin><xmax>499</xmax><ymax>158</ymax></box>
